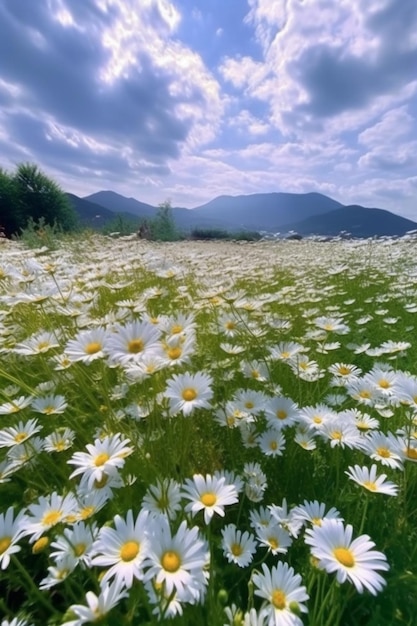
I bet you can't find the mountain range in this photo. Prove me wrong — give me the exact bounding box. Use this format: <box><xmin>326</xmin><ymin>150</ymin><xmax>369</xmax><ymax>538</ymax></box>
<box><xmin>66</xmin><ymin>190</ymin><xmax>417</xmax><ymax>238</ymax></box>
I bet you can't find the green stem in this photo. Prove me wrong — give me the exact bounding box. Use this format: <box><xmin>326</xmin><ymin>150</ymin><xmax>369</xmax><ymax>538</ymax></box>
<box><xmin>11</xmin><ymin>555</ymin><xmax>56</xmax><ymax>614</ymax></box>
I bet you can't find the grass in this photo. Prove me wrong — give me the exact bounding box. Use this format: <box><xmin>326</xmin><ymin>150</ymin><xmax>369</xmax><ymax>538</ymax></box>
<box><xmin>0</xmin><ymin>234</ymin><xmax>417</xmax><ymax>625</ymax></box>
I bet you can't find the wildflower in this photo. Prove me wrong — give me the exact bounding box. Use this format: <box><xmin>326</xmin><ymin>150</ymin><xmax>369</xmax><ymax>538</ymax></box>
<box><xmin>142</xmin><ymin>478</ymin><xmax>182</xmax><ymax>520</ymax></box>
<box><xmin>61</xmin><ymin>581</ymin><xmax>128</xmax><ymax>625</ymax></box>
<box><xmin>182</xmin><ymin>473</ymin><xmax>239</xmax><ymax>524</ymax></box>
<box><xmin>257</xmin><ymin>429</ymin><xmax>286</xmax><ymax>457</ymax></box>
<box><xmin>0</xmin><ymin>506</ymin><xmax>27</xmax><ymax>569</ymax></box>
<box><xmin>241</xmin><ymin>360</ymin><xmax>270</xmax><ymax>382</ymax></box>
<box><xmin>24</xmin><ymin>492</ymin><xmax>78</xmax><ymax>541</ymax></box>
<box><xmin>39</xmin><ymin>554</ymin><xmax>77</xmax><ymax>589</ymax></box>
<box><xmin>249</xmin><ymin>506</ymin><xmax>276</xmax><ymax>532</ymax></box>
<box><xmin>13</xmin><ymin>330</ymin><xmax>60</xmax><ymax>355</ymax></box>
<box><xmin>65</xmin><ymin>327</ymin><xmax>109</xmax><ymax>363</ymax></box>
<box><xmin>31</xmin><ymin>394</ymin><xmax>68</xmax><ymax>415</ymax></box>
<box><xmin>345</xmin><ymin>464</ymin><xmax>399</xmax><ymax>496</ymax></box>
<box><xmin>243</xmin><ymin>462</ymin><xmax>268</xmax><ymax>503</ymax></box>
<box><xmin>105</xmin><ymin>320</ymin><xmax>161</xmax><ymax>364</ymax></box>
<box><xmin>0</xmin><ymin>396</ymin><xmax>33</xmax><ymax>414</ymax></box>
<box><xmin>252</xmin><ymin>562</ymin><xmax>309</xmax><ymax>626</ymax></box>
<box><xmin>233</xmin><ymin>389</ymin><xmax>267</xmax><ymax>416</ymax></box>
<box><xmin>264</xmin><ymin>396</ymin><xmax>299</xmax><ymax>430</ymax></box>
<box><xmin>67</xmin><ymin>433</ymin><xmax>133</xmax><ymax>490</ymax></box>
<box><xmin>269</xmin><ymin>499</ymin><xmax>303</xmax><ymax>538</ymax></box>
<box><xmin>298</xmin><ymin>404</ymin><xmax>335</xmax><ymax>432</ymax></box>
<box><xmin>256</xmin><ymin>523</ymin><xmax>292</xmax><ymax>556</ymax></box>
<box><xmin>320</xmin><ymin>417</ymin><xmax>363</xmax><ymax>450</ymax></box>
<box><xmin>0</xmin><ymin>419</ymin><xmax>42</xmax><ymax>448</ymax></box>
<box><xmin>292</xmin><ymin>500</ymin><xmax>343</xmax><ymax>527</ymax></box>
<box><xmin>269</xmin><ymin>341</ymin><xmax>306</xmax><ymax>362</ymax></box>
<box><xmin>44</xmin><ymin>428</ymin><xmax>75</xmax><ymax>452</ymax></box>
<box><xmin>91</xmin><ymin>509</ymin><xmax>151</xmax><ymax>588</ymax></box>
<box><xmin>328</xmin><ymin>362</ymin><xmax>362</xmax><ymax>385</ymax></box>
<box><xmin>305</xmin><ymin>519</ymin><xmax>389</xmax><ymax>595</ymax></box>
<box><xmin>143</xmin><ymin>518</ymin><xmax>209</xmax><ymax>600</ymax></box>
<box><xmin>221</xmin><ymin>524</ymin><xmax>257</xmax><ymax>567</ymax></box>
<box><xmin>361</xmin><ymin>431</ymin><xmax>404</xmax><ymax>470</ymax></box>
<box><xmin>165</xmin><ymin>372</ymin><xmax>213</xmax><ymax>417</ymax></box>
<box><xmin>50</xmin><ymin>521</ymin><xmax>98</xmax><ymax>566</ymax></box>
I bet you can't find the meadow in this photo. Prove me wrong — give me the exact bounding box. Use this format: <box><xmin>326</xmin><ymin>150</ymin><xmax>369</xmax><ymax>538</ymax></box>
<box><xmin>1</xmin><ymin>233</ymin><xmax>417</xmax><ymax>626</ymax></box>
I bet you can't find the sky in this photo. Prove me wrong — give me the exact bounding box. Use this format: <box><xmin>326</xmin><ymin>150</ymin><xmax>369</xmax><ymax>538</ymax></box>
<box><xmin>0</xmin><ymin>0</ymin><xmax>416</xmax><ymax>218</ymax></box>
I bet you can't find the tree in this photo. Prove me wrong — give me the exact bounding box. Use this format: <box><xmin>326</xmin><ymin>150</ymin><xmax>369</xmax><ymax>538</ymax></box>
<box><xmin>13</xmin><ymin>162</ymin><xmax>78</xmax><ymax>233</ymax></box>
<box><xmin>150</xmin><ymin>199</ymin><xmax>179</xmax><ymax>241</ymax></box>
<box><xmin>0</xmin><ymin>168</ymin><xmax>21</xmax><ymax>237</ymax></box>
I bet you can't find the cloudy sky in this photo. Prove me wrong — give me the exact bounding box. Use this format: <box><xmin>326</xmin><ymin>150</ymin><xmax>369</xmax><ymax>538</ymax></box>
<box><xmin>0</xmin><ymin>0</ymin><xmax>416</xmax><ymax>217</ymax></box>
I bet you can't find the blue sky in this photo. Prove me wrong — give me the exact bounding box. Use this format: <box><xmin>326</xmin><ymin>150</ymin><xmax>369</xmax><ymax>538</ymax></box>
<box><xmin>0</xmin><ymin>0</ymin><xmax>416</xmax><ymax>218</ymax></box>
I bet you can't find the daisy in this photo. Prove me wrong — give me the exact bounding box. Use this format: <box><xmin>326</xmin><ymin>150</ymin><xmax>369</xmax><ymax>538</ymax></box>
<box><xmin>328</xmin><ymin>362</ymin><xmax>362</xmax><ymax>385</ymax></box>
<box><xmin>0</xmin><ymin>419</ymin><xmax>42</xmax><ymax>448</ymax></box>
<box><xmin>361</xmin><ymin>431</ymin><xmax>405</xmax><ymax>470</ymax></box>
<box><xmin>65</xmin><ymin>327</ymin><xmax>109</xmax><ymax>363</ymax></box>
<box><xmin>305</xmin><ymin>519</ymin><xmax>389</xmax><ymax>595</ymax></box>
<box><xmin>268</xmin><ymin>499</ymin><xmax>303</xmax><ymax>538</ymax></box>
<box><xmin>39</xmin><ymin>554</ymin><xmax>78</xmax><ymax>589</ymax></box>
<box><xmin>256</xmin><ymin>523</ymin><xmax>292</xmax><ymax>556</ymax></box>
<box><xmin>233</xmin><ymin>389</ymin><xmax>267</xmax><ymax>416</ymax></box>
<box><xmin>142</xmin><ymin>478</ymin><xmax>182</xmax><ymax>520</ymax></box>
<box><xmin>13</xmin><ymin>330</ymin><xmax>60</xmax><ymax>355</ymax></box>
<box><xmin>105</xmin><ymin>320</ymin><xmax>161</xmax><ymax>364</ymax></box>
<box><xmin>67</xmin><ymin>433</ymin><xmax>133</xmax><ymax>490</ymax></box>
<box><xmin>61</xmin><ymin>581</ymin><xmax>128</xmax><ymax>626</ymax></box>
<box><xmin>240</xmin><ymin>360</ymin><xmax>270</xmax><ymax>382</ymax></box>
<box><xmin>143</xmin><ymin>518</ymin><xmax>209</xmax><ymax>600</ymax></box>
<box><xmin>257</xmin><ymin>429</ymin><xmax>286</xmax><ymax>457</ymax></box>
<box><xmin>31</xmin><ymin>394</ymin><xmax>68</xmax><ymax>415</ymax></box>
<box><xmin>0</xmin><ymin>395</ymin><xmax>32</xmax><ymax>415</ymax></box>
<box><xmin>182</xmin><ymin>473</ymin><xmax>239</xmax><ymax>524</ymax></box>
<box><xmin>43</xmin><ymin>428</ymin><xmax>75</xmax><ymax>452</ymax></box>
<box><xmin>91</xmin><ymin>509</ymin><xmax>151</xmax><ymax>588</ymax></box>
<box><xmin>221</xmin><ymin>524</ymin><xmax>257</xmax><ymax>567</ymax></box>
<box><xmin>165</xmin><ymin>372</ymin><xmax>213</xmax><ymax>417</ymax></box>
<box><xmin>50</xmin><ymin>521</ymin><xmax>98</xmax><ymax>566</ymax></box>
<box><xmin>345</xmin><ymin>464</ymin><xmax>399</xmax><ymax>496</ymax></box>
<box><xmin>292</xmin><ymin>500</ymin><xmax>343</xmax><ymax>528</ymax></box>
<box><xmin>0</xmin><ymin>506</ymin><xmax>28</xmax><ymax>569</ymax></box>
<box><xmin>249</xmin><ymin>506</ymin><xmax>276</xmax><ymax>533</ymax></box>
<box><xmin>243</xmin><ymin>462</ymin><xmax>268</xmax><ymax>503</ymax></box>
<box><xmin>269</xmin><ymin>341</ymin><xmax>306</xmax><ymax>362</ymax></box>
<box><xmin>320</xmin><ymin>417</ymin><xmax>363</xmax><ymax>450</ymax></box>
<box><xmin>252</xmin><ymin>562</ymin><xmax>309</xmax><ymax>626</ymax></box>
<box><xmin>264</xmin><ymin>396</ymin><xmax>299</xmax><ymax>430</ymax></box>
<box><xmin>298</xmin><ymin>404</ymin><xmax>335</xmax><ymax>432</ymax></box>
<box><xmin>294</xmin><ymin>428</ymin><xmax>317</xmax><ymax>451</ymax></box>
<box><xmin>24</xmin><ymin>491</ymin><xmax>78</xmax><ymax>541</ymax></box>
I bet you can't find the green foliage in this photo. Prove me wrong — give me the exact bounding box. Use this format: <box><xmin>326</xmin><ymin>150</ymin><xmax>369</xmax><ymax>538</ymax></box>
<box><xmin>150</xmin><ymin>199</ymin><xmax>180</xmax><ymax>241</ymax></box>
<box><xmin>0</xmin><ymin>162</ymin><xmax>79</xmax><ymax>237</ymax></box>
<box><xmin>101</xmin><ymin>213</ymin><xmax>140</xmax><ymax>237</ymax></box>
<box><xmin>191</xmin><ymin>227</ymin><xmax>231</xmax><ymax>240</ymax></box>
<box><xmin>15</xmin><ymin>216</ymin><xmax>64</xmax><ymax>250</ymax></box>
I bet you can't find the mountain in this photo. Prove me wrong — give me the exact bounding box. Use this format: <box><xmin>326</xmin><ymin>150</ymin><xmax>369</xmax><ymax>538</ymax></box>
<box><xmin>75</xmin><ymin>190</ymin><xmax>415</xmax><ymax>238</ymax></box>
<box><xmin>280</xmin><ymin>206</ymin><xmax>417</xmax><ymax>238</ymax></box>
<box><xmin>191</xmin><ymin>192</ymin><xmax>343</xmax><ymax>231</ymax></box>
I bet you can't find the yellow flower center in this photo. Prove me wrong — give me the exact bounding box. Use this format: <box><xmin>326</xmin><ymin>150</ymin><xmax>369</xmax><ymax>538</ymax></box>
<box><xmin>378</xmin><ymin>379</ymin><xmax>390</xmax><ymax>389</ymax></box>
<box><xmin>94</xmin><ymin>475</ymin><xmax>109</xmax><ymax>489</ymax></box>
<box><xmin>270</xmin><ymin>441</ymin><xmax>278</xmax><ymax>450</ymax></box>
<box><xmin>37</xmin><ymin>341</ymin><xmax>50</xmax><ymax>351</ymax></box>
<box><xmin>312</xmin><ymin>517</ymin><xmax>322</xmax><ymax>526</ymax></box>
<box><xmin>128</xmin><ymin>339</ymin><xmax>144</xmax><ymax>353</ymax></box>
<box><xmin>231</xmin><ymin>543</ymin><xmax>243</xmax><ymax>556</ymax></box>
<box><xmin>359</xmin><ymin>390</ymin><xmax>371</xmax><ymax>399</ymax></box>
<box><xmin>14</xmin><ymin>432</ymin><xmax>28</xmax><ymax>442</ymax></box>
<box><xmin>338</xmin><ymin>366</ymin><xmax>351</xmax><ymax>375</ymax></box>
<box><xmin>74</xmin><ymin>543</ymin><xmax>87</xmax><ymax>556</ymax></box>
<box><xmin>85</xmin><ymin>341</ymin><xmax>102</xmax><ymax>355</ymax></box>
<box><xmin>281</xmin><ymin>351</ymin><xmax>290</xmax><ymax>359</ymax></box>
<box><xmin>272</xmin><ymin>589</ymin><xmax>286</xmax><ymax>610</ymax></box>
<box><xmin>94</xmin><ymin>453</ymin><xmax>110</xmax><ymax>466</ymax></box>
<box><xmin>363</xmin><ymin>481</ymin><xmax>377</xmax><ymax>491</ymax></box>
<box><xmin>276</xmin><ymin>410</ymin><xmax>287</xmax><ymax>420</ymax></box>
<box><xmin>268</xmin><ymin>537</ymin><xmax>279</xmax><ymax>550</ymax></box>
<box><xmin>251</xmin><ymin>370</ymin><xmax>260</xmax><ymax>378</ymax></box>
<box><xmin>334</xmin><ymin>547</ymin><xmax>355</xmax><ymax>567</ymax></box>
<box><xmin>167</xmin><ymin>347</ymin><xmax>182</xmax><ymax>360</ymax></box>
<box><xmin>79</xmin><ymin>506</ymin><xmax>95</xmax><ymax>519</ymax></box>
<box><xmin>161</xmin><ymin>550</ymin><xmax>181</xmax><ymax>572</ymax></box>
<box><xmin>171</xmin><ymin>325</ymin><xmax>183</xmax><ymax>334</ymax></box>
<box><xmin>0</xmin><ymin>537</ymin><xmax>11</xmax><ymax>554</ymax></box>
<box><xmin>376</xmin><ymin>447</ymin><xmax>391</xmax><ymax>458</ymax></box>
<box><xmin>406</xmin><ymin>447</ymin><xmax>417</xmax><ymax>460</ymax></box>
<box><xmin>324</xmin><ymin>324</ymin><xmax>334</xmax><ymax>331</ymax></box>
<box><xmin>43</xmin><ymin>406</ymin><xmax>56</xmax><ymax>415</ymax></box>
<box><xmin>245</xmin><ymin>401</ymin><xmax>254</xmax><ymax>409</ymax></box>
<box><xmin>201</xmin><ymin>492</ymin><xmax>217</xmax><ymax>506</ymax></box>
<box><xmin>120</xmin><ymin>540</ymin><xmax>140</xmax><ymax>562</ymax></box>
<box><xmin>42</xmin><ymin>510</ymin><xmax>62</xmax><ymax>526</ymax></box>
<box><xmin>226</xmin><ymin>321</ymin><xmax>236</xmax><ymax>330</ymax></box>
<box><xmin>331</xmin><ymin>431</ymin><xmax>342</xmax><ymax>440</ymax></box>
<box><xmin>182</xmin><ymin>388</ymin><xmax>197</xmax><ymax>402</ymax></box>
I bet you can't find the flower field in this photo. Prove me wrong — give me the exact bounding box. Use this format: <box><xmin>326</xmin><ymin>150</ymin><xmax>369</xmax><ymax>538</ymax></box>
<box><xmin>1</xmin><ymin>234</ymin><xmax>417</xmax><ymax>626</ymax></box>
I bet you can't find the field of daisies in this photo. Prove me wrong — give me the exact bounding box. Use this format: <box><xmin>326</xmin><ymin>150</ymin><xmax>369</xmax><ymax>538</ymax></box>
<box><xmin>1</xmin><ymin>233</ymin><xmax>417</xmax><ymax>626</ymax></box>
